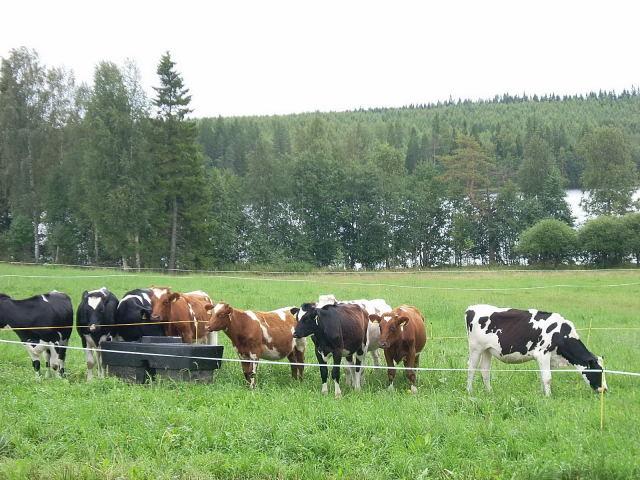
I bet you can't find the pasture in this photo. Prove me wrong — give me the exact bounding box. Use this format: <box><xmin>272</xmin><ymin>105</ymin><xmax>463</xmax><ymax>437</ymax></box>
<box><xmin>0</xmin><ymin>264</ymin><xmax>639</xmax><ymax>480</ymax></box>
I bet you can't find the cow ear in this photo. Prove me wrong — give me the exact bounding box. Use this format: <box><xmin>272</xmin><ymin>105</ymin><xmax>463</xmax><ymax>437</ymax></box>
<box><xmin>369</xmin><ymin>314</ymin><xmax>382</xmax><ymax>323</ymax></box>
<box><xmin>398</xmin><ymin>316</ymin><xmax>409</xmax><ymax>327</ymax></box>
<box><xmin>82</xmin><ymin>290</ymin><xmax>89</xmax><ymax>299</ymax></box>
<box><xmin>290</xmin><ymin>307</ymin><xmax>299</xmax><ymax>315</ymax></box>
<box><xmin>204</xmin><ymin>303</ymin><xmax>214</xmax><ymax>311</ymax></box>
<box><xmin>169</xmin><ymin>292</ymin><xmax>180</xmax><ymax>302</ymax></box>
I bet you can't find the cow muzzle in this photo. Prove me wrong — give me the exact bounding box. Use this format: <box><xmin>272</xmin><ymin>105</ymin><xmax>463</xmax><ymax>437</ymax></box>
<box><xmin>89</xmin><ymin>324</ymin><xmax>98</xmax><ymax>332</ymax></box>
<box><xmin>151</xmin><ymin>315</ymin><xmax>161</xmax><ymax>322</ymax></box>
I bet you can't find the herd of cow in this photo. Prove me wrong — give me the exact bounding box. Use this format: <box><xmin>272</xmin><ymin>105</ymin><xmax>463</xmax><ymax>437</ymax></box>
<box><xmin>0</xmin><ymin>287</ymin><xmax>607</xmax><ymax>396</ymax></box>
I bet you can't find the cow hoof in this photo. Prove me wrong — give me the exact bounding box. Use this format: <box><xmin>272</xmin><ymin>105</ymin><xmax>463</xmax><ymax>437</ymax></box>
<box><xmin>321</xmin><ymin>384</ymin><xmax>328</xmax><ymax>395</ymax></box>
<box><xmin>410</xmin><ymin>385</ymin><xmax>418</xmax><ymax>394</ymax></box>
<box><xmin>387</xmin><ymin>384</ymin><xmax>395</xmax><ymax>392</ymax></box>
<box><xmin>335</xmin><ymin>391</ymin><xmax>342</xmax><ymax>399</ymax></box>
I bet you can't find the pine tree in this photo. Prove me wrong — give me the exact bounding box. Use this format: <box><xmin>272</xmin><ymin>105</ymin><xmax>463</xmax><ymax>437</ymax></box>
<box><xmin>151</xmin><ymin>52</ymin><xmax>206</xmax><ymax>270</ymax></box>
<box><xmin>405</xmin><ymin>127</ymin><xmax>420</xmax><ymax>173</ymax></box>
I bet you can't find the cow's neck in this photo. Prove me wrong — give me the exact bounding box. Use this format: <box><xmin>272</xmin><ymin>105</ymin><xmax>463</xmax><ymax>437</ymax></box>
<box><xmin>224</xmin><ymin>308</ymin><xmax>259</xmax><ymax>341</ymax></box>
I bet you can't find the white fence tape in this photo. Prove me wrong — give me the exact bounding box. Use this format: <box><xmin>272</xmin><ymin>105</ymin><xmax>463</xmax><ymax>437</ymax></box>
<box><xmin>1</xmin><ymin>272</ymin><xmax>640</xmax><ymax>292</ymax></box>
<box><xmin>0</xmin><ymin>338</ymin><xmax>638</xmax><ymax>377</ymax></box>
<box><xmin>3</xmin><ymin>260</ymin><xmax>640</xmax><ymax>275</ymax></box>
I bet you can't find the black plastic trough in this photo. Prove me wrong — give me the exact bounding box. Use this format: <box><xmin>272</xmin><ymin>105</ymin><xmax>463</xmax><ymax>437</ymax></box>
<box><xmin>100</xmin><ymin>339</ymin><xmax>223</xmax><ymax>383</ymax></box>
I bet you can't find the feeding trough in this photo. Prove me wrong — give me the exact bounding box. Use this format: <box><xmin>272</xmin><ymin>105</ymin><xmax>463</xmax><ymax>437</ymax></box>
<box><xmin>100</xmin><ymin>337</ymin><xmax>223</xmax><ymax>383</ymax></box>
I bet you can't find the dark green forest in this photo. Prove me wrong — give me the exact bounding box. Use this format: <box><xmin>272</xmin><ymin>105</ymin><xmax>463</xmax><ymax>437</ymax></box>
<box><xmin>1</xmin><ymin>47</ymin><xmax>639</xmax><ymax>270</ymax></box>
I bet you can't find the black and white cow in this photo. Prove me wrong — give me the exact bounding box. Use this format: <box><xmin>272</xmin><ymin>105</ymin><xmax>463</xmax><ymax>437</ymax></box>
<box><xmin>0</xmin><ymin>291</ymin><xmax>73</xmax><ymax>376</ymax></box>
<box><xmin>113</xmin><ymin>289</ymin><xmax>165</xmax><ymax>341</ymax></box>
<box><xmin>465</xmin><ymin>304</ymin><xmax>607</xmax><ymax>396</ymax></box>
<box><xmin>76</xmin><ymin>287</ymin><xmax>119</xmax><ymax>379</ymax></box>
<box><xmin>317</xmin><ymin>294</ymin><xmax>392</xmax><ymax>366</ymax></box>
<box><xmin>291</xmin><ymin>303</ymin><xmax>368</xmax><ymax>397</ymax></box>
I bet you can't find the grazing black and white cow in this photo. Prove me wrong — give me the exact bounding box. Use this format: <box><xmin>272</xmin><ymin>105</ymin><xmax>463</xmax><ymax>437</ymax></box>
<box><xmin>466</xmin><ymin>304</ymin><xmax>607</xmax><ymax>396</ymax></box>
<box><xmin>0</xmin><ymin>291</ymin><xmax>73</xmax><ymax>376</ymax></box>
<box><xmin>76</xmin><ymin>287</ymin><xmax>119</xmax><ymax>379</ymax></box>
<box><xmin>113</xmin><ymin>289</ymin><xmax>165</xmax><ymax>341</ymax></box>
<box><xmin>291</xmin><ymin>303</ymin><xmax>368</xmax><ymax>397</ymax></box>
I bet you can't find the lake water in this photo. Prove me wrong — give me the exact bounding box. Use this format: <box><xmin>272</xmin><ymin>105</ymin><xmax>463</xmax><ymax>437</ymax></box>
<box><xmin>565</xmin><ymin>189</ymin><xmax>640</xmax><ymax>225</ymax></box>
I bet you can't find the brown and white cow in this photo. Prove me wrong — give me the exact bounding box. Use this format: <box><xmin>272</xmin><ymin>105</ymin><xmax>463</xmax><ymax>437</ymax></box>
<box><xmin>205</xmin><ymin>303</ymin><xmax>307</xmax><ymax>388</ymax></box>
<box><xmin>150</xmin><ymin>289</ymin><xmax>213</xmax><ymax>343</ymax></box>
<box><xmin>370</xmin><ymin>305</ymin><xmax>427</xmax><ymax>394</ymax></box>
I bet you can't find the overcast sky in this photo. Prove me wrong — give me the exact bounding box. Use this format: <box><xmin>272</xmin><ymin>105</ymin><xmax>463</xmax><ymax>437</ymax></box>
<box><xmin>2</xmin><ymin>0</ymin><xmax>639</xmax><ymax>118</ymax></box>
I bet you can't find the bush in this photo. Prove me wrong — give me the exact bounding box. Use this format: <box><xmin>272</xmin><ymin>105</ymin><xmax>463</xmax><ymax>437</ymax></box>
<box><xmin>516</xmin><ymin>219</ymin><xmax>577</xmax><ymax>266</ymax></box>
<box><xmin>578</xmin><ymin>215</ymin><xmax>629</xmax><ymax>266</ymax></box>
<box><xmin>621</xmin><ymin>213</ymin><xmax>640</xmax><ymax>266</ymax></box>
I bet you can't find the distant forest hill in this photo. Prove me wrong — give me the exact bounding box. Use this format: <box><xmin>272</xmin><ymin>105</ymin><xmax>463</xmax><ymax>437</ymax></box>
<box><xmin>196</xmin><ymin>89</ymin><xmax>640</xmax><ymax>190</ymax></box>
<box><xmin>1</xmin><ymin>47</ymin><xmax>639</xmax><ymax>270</ymax></box>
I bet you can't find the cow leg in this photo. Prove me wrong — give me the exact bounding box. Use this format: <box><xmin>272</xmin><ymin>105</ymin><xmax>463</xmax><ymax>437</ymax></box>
<box><xmin>405</xmin><ymin>351</ymin><xmax>418</xmax><ymax>394</ymax></box>
<box><xmin>353</xmin><ymin>348</ymin><xmax>366</xmax><ymax>391</ymax></box>
<box><xmin>240</xmin><ymin>355</ymin><xmax>257</xmax><ymax>389</ymax></box>
<box><xmin>287</xmin><ymin>352</ymin><xmax>298</xmax><ymax>380</ymax></box>
<box><xmin>370</xmin><ymin>348</ymin><xmax>380</xmax><ymax>367</ymax></box>
<box><xmin>294</xmin><ymin>342</ymin><xmax>305</xmax><ymax>380</ymax></box>
<box><xmin>537</xmin><ymin>354</ymin><xmax>552</xmax><ymax>396</ymax></box>
<box><xmin>467</xmin><ymin>348</ymin><xmax>482</xmax><ymax>393</ymax></box>
<box><xmin>82</xmin><ymin>336</ymin><xmax>95</xmax><ymax>380</ymax></box>
<box><xmin>23</xmin><ymin>341</ymin><xmax>47</xmax><ymax>377</ymax></box>
<box><xmin>332</xmin><ymin>351</ymin><xmax>343</xmax><ymax>398</ymax></box>
<box><xmin>49</xmin><ymin>342</ymin><xmax>62</xmax><ymax>376</ymax></box>
<box><xmin>315</xmin><ymin>349</ymin><xmax>329</xmax><ymax>395</ymax></box>
<box><xmin>344</xmin><ymin>354</ymin><xmax>354</xmax><ymax>386</ymax></box>
<box><xmin>384</xmin><ymin>349</ymin><xmax>396</xmax><ymax>391</ymax></box>
<box><xmin>43</xmin><ymin>347</ymin><xmax>52</xmax><ymax>378</ymax></box>
<box><xmin>479</xmin><ymin>350</ymin><xmax>492</xmax><ymax>392</ymax></box>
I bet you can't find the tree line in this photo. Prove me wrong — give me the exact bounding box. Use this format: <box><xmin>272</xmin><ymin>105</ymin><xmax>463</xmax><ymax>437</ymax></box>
<box><xmin>1</xmin><ymin>47</ymin><xmax>639</xmax><ymax>270</ymax></box>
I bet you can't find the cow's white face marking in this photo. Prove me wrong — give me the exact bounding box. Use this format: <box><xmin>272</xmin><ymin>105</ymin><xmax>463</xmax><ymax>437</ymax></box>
<box><xmin>41</xmin><ymin>295</ymin><xmax>49</xmax><ymax>303</ymax></box>
<box><xmin>119</xmin><ymin>294</ymin><xmax>145</xmax><ymax>306</ymax></box>
<box><xmin>151</xmin><ymin>288</ymin><xmax>169</xmax><ymax>299</ymax></box>
<box><xmin>87</xmin><ymin>296</ymin><xmax>102</xmax><ymax>310</ymax></box>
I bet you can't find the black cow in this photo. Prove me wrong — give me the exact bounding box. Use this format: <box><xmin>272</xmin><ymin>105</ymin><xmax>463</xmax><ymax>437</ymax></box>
<box><xmin>466</xmin><ymin>304</ymin><xmax>607</xmax><ymax>396</ymax></box>
<box><xmin>0</xmin><ymin>291</ymin><xmax>73</xmax><ymax>376</ymax></box>
<box><xmin>291</xmin><ymin>303</ymin><xmax>368</xmax><ymax>397</ymax></box>
<box><xmin>76</xmin><ymin>287</ymin><xmax>119</xmax><ymax>379</ymax></box>
<box><xmin>113</xmin><ymin>289</ymin><xmax>165</xmax><ymax>341</ymax></box>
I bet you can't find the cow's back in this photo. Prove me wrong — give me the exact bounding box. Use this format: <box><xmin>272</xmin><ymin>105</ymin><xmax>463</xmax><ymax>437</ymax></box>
<box><xmin>320</xmin><ymin>304</ymin><xmax>368</xmax><ymax>352</ymax></box>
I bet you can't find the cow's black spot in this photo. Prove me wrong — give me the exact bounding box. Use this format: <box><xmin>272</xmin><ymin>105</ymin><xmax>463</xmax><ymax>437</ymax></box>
<box><xmin>534</xmin><ymin>311</ymin><xmax>552</xmax><ymax>320</ymax></box>
<box><xmin>486</xmin><ymin>309</ymin><xmax>542</xmax><ymax>356</ymax></box>
<box><xmin>466</xmin><ymin>310</ymin><xmax>475</xmax><ymax>332</ymax></box>
<box><xmin>478</xmin><ymin>316</ymin><xmax>489</xmax><ymax>330</ymax></box>
<box><xmin>546</xmin><ymin>322</ymin><xmax>558</xmax><ymax>333</ymax></box>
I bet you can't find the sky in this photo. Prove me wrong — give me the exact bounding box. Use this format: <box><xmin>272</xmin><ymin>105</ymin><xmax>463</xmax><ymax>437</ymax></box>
<box><xmin>2</xmin><ymin>0</ymin><xmax>639</xmax><ymax>118</ymax></box>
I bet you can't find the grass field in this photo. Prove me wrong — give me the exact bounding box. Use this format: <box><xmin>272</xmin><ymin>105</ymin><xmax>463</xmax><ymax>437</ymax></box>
<box><xmin>0</xmin><ymin>264</ymin><xmax>639</xmax><ymax>479</ymax></box>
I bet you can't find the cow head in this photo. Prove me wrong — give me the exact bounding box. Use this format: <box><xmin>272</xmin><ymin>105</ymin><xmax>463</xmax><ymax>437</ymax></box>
<box><xmin>206</xmin><ymin>303</ymin><xmax>232</xmax><ymax>331</ymax></box>
<box><xmin>151</xmin><ymin>292</ymin><xmax>180</xmax><ymax>322</ymax></box>
<box><xmin>292</xmin><ymin>303</ymin><xmax>319</xmax><ymax>338</ymax></box>
<box><xmin>580</xmin><ymin>355</ymin><xmax>607</xmax><ymax>393</ymax></box>
<box><xmin>83</xmin><ymin>289</ymin><xmax>112</xmax><ymax>333</ymax></box>
<box><xmin>370</xmin><ymin>312</ymin><xmax>409</xmax><ymax>348</ymax></box>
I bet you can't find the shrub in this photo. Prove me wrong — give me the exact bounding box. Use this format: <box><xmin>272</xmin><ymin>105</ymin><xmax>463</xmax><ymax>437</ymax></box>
<box><xmin>516</xmin><ymin>219</ymin><xmax>577</xmax><ymax>266</ymax></box>
<box><xmin>578</xmin><ymin>215</ymin><xmax>629</xmax><ymax>266</ymax></box>
<box><xmin>621</xmin><ymin>212</ymin><xmax>640</xmax><ymax>266</ymax></box>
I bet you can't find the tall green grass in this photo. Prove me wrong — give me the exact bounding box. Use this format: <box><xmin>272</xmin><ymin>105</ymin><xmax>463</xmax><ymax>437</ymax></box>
<box><xmin>0</xmin><ymin>264</ymin><xmax>638</xmax><ymax>479</ymax></box>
